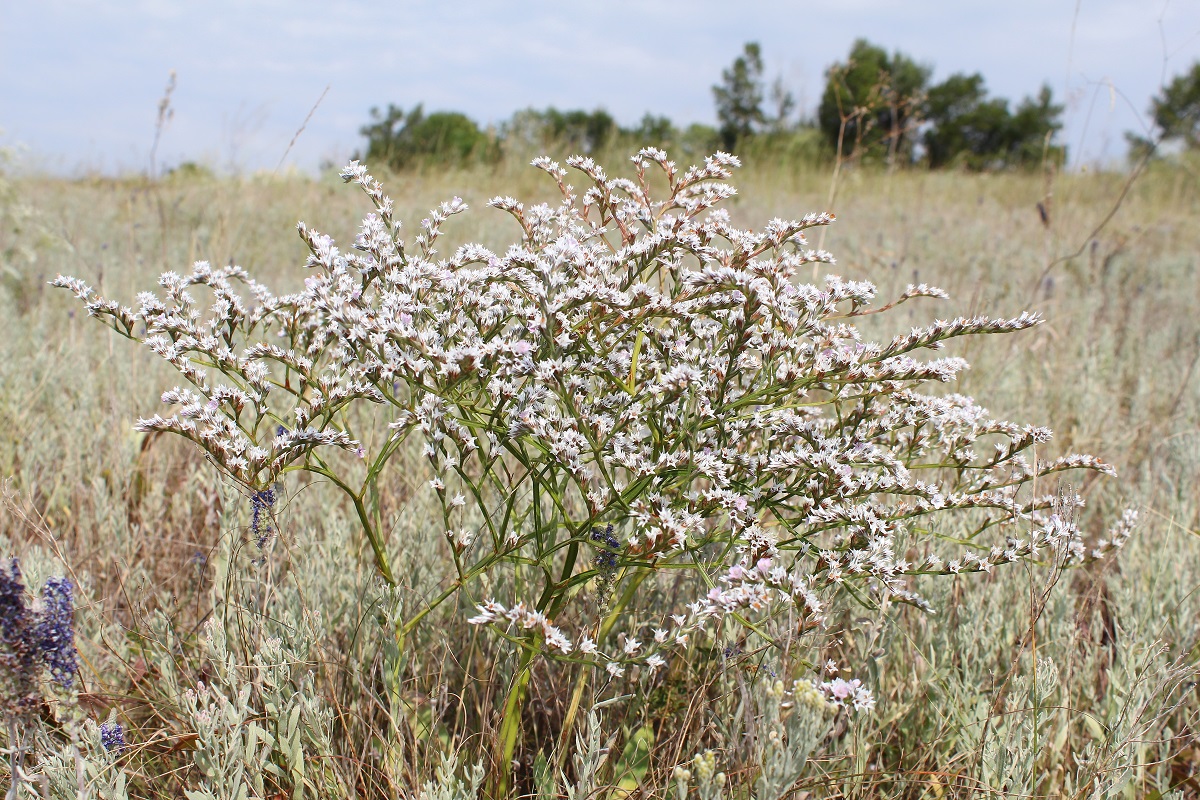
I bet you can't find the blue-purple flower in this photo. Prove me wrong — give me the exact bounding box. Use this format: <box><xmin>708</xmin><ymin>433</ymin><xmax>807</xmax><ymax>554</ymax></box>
<box><xmin>99</xmin><ymin>720</ymin><xmax>127</xmax><ymax>753</ymax></box>
<box><xmin>591</xmin><ymin>524</ymin><xmax>621</xmax><ymax>571</ymax></box>
<box><xmin>0</xmin><ymin>559</ymin><xmax>31</xmax><ymax>647</ymax></box>
<box><xmin>251</xmin><ymin>486</ymin><xmax>277</xmax><ymax>548</ymax></box>
<box><xmin>0</xmin><ymin>559</ymin><xmax>79</xmax><ymax>714</ymax></box>
<box><xmin>0</xmin><ymin>559</ymin><xmax>38</xmax><ymax>714</ymax></box>
<box><xmin>37</xmin><ymin>577</ymin><xmax>78</xmax><ymax>688</ymax></box>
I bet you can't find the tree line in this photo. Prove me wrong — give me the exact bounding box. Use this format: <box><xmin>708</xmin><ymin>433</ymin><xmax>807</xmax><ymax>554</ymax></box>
<box><xmin>356</xmin><ymin>39</ymin><xmax>1200</xmax><ymax>172</ymax></box>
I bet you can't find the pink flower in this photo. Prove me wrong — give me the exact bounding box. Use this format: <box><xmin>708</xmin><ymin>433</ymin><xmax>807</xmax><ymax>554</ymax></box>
<box><xmin>825</xmin><ymin>678</ymin><xmax>857</xmax><ymax>700</ymax></box>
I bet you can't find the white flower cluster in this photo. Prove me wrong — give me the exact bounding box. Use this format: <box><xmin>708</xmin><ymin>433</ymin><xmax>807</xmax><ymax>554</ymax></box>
<box><xmin>467</xmin><ymin>596</ymin><xmax>693</xmax><ymax>678</ymax></box>
<box><xmin>466</xmin><ymin>600</ymin><xmax>575</xmax><ymax>654</ymax></box>
<box><xmin>54</xmin><ymin>149</ymin><xmax>1133</xmax><ymax>692</ymax></box>
<box><xmin>702</xmin><ymin>555</ymin><xmax>824</xmax><ymax>618</ymax></box>
<box><xmin>821</xmin><ymin>677</ymin><xmax>873</xmax><ymax>712</ymax></box>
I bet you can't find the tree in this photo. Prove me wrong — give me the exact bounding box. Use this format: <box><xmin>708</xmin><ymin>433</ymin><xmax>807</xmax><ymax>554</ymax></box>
<box><xmin>357</xmin><ymin>104</ymin><xmax>490</xmax><ymax>170</ymax></box>
<box><xmin>767</xmin><ymin>77</ymin><xmax>797</xmax><ymax>133</ymax></box>
<box><xmin>501</xmin><ymin>107</ymin><xmax>617</xmax><ymax>154</ymax></box>
<box><xmin>357</xmin><ymin>103</ymin><xmax>407</xmax><ymax>167</ymax></box>
<box><xmin>1136</xmin><ymin>61</ymin><xmax>1200</xmax><ymax>153</ymax></box>
<box><xmin>713</xmin><ymin>42</ymin><xmax>766</xmax><ymax>151</ymax></box>
<box><xmin>1006</xmin><ymin>85</ymin><xmax>1065</xmax><ymax>167</ymax></box>
<box><xmin>922</xmin><ymin>72</ymin><xmax>991</xmax><ymax>167</ymax></box>
<box><xmin>625</xmin><ymin>113</ymin><xmax>676</xmax><ymax>148</ymax></box>
<box><xmin>922</xmin><ymin>75</ymin><xmax>1064</xmax><ymax>169</ymax></box>
<box><xmin>547</xmin><ymin>108</ymin><xmax>617</xmax><ymax>153</ymax></box>
<box><xmin>677</xmin><ymin>123</ymin><xmax>720</xmax><ymax>159</ymax></box>
<box><xmin>818</xmin><ymin>39</ymin><xmax>930</xmax><ymax>164</ymax></box>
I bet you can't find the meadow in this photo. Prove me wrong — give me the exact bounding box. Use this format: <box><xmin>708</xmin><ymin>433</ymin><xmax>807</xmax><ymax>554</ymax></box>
<box><xmin>1</xmin><ymin>151</ymin><xmax>1199</xmax><ymax>799</ymax></box>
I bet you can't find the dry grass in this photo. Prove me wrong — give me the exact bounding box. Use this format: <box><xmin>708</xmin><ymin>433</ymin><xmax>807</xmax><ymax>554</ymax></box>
<box><xmin>2</xmin><ymin>154</ymin><xmax>1198</xmax><ymax>798</ymax></box>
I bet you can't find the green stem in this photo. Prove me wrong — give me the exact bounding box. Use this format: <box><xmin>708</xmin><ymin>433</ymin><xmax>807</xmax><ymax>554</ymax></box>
<box><xmin>352</xmin><ymin>493</ymin><xmax>396</xmax><ymax>587</ymax></box>
<box><xmin>304</xmin><ymin>460</ymin><xmax>397</xmax><ymax>587</ymax></box>
<box><xmin>627</xmin><ymin>329</ymin><xmax>644</xmax><ymax>391</ymax></box>
<box><xmin>492</xmin><ymin>643</ymin><xmax>539</xmax><ymax>798</ymax></box>
<box><xmin>556</xmin><ymin>567</ymin><xmax>652</xmax><ymax>764</ymax></box>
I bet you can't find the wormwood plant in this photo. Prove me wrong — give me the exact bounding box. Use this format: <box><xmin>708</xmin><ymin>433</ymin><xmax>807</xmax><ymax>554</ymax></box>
<box><xmin>54</xmin><ymin>149</ymin><xmax>1133</xmax><ymax>789</ymax></box>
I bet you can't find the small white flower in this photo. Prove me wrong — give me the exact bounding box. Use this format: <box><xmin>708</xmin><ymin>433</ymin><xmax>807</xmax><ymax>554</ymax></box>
<box><xmin>853</xmin><ymin>686</ymin><xmax>876</xmax><ymax>712</ymax></box>
<box><xmin>467</xmin><ymin>600</ymin><xmax>503</xmax><ymax>625</ymax></box>
<box><xmin>544</xmin><ymin>627</ymin><xmax>573</xmax><ymax>654</ymax></box>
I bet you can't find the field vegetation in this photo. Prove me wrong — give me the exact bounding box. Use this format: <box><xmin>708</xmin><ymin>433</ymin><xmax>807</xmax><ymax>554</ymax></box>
<box><xmin>353</xmin><ymin>38</ymin><xmax>1079</xmax><ymax>178</ymax></box>
<box><xmin>1</xmin><ymin>124</ymin><xmax>1200</xmax><ymax>799</ymax></box>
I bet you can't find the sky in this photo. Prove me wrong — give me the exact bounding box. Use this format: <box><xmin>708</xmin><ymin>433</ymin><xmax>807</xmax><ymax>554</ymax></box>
<box><xmin>2</xmin><ymin>0</ymin><xmax>1198</xmax><ymax>174</ymax></box>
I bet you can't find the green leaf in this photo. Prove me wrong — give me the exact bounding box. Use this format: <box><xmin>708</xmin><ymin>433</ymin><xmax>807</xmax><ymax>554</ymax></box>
<box><xmin>613</xmin><ymin>724</ymin><xmax>654</xmax><ymax>790</ymax></box>
<box><xmin>1082</xmin><ymin>713</ymin><xmax>1107</xmax><ymax>742</ymax></box>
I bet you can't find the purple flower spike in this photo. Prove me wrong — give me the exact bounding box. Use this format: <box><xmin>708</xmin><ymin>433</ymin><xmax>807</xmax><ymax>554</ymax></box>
<box><xmin>37</xmin><ymin>576</ymin><xmax>77</xmax><ymax>688</ymax></box>
<box><xmin>0</xmin><ymin>559</ymin><xmax>38</xmax><ymax>713</ymax></box>
<box><xmin>100</xmin><ymin>720</ymin><xmax>127</xmax><ymax>752</ymax></box>
<box><xmin>251</xmin><ymin>486</ymin><xmax>278</xmax><ymax>548</ymax></box>
<box><xmin>0</xmin><ymin>559</ymin><xmax>30</xmax><ymax>645</ymax></box>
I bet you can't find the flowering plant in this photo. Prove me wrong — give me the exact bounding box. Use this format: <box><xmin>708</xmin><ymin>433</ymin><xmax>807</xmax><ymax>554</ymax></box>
<box><xmin>1</xmin><ymin>561</ymin><xmax>77</xmax><ymax>710</ymax></box>
<box><xmin>1</xmin><ymin>560</ymin><xmax>79</xmax><ymax>796</ymax></box>
<box><xmin>54</xmin><ymin>150</ymin><xmax>1131</xmax><ymax>778</ymax></box>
